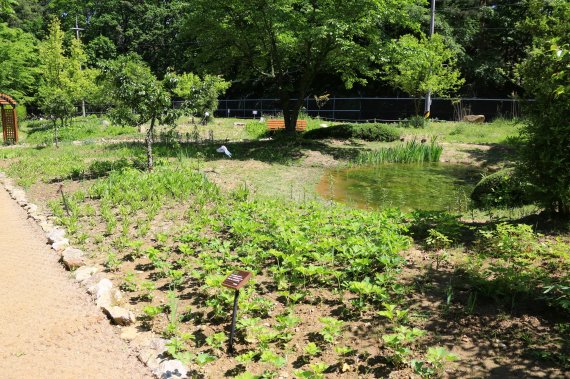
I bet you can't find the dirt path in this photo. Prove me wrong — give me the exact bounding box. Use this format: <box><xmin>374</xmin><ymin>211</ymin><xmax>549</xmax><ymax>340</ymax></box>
<box><xmin>0</xmin><ymin>188</ymin><xmax>153</xmax><ymax>379</ymax></box>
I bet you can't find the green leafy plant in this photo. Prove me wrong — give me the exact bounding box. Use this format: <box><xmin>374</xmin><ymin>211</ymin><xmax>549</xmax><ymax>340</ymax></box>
<box><xmin>319</xmin><ymin>317</ymin><xmax>344</xmax><ymax>344</ymax></box>
<box><xmin>295</xmin><ymin>362</ymin><xmax>329</xmax><ymax>379</ymax></box>
<box><xmin>382</xmin><ymin>326</ymin><xmax>426</xmax><ymax>365</ymax></box>
<box><xmin>205</xmin><ymin>332</ymin><xmax>227</xmax><ymax>350</ymax></box>
<box><xmin>378</xmin><ymin>303</ymin><xmax>409</xmax><ymax>325</ymax></box>
<box><xmin>260</xmin><ymin>350</ymin><xmax>286</xmax><ymax>368</ymax></box>
<box><xmin>304</xmin><ymin>342</ymin><xmax>321</xmax><ymax>357</ymax></box>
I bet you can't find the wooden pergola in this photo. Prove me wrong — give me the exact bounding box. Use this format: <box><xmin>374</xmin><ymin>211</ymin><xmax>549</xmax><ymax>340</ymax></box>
<box><xmin>0</xmin><ymin>93</ymin><xmax>18</xmax><ymax>144</ymax></box>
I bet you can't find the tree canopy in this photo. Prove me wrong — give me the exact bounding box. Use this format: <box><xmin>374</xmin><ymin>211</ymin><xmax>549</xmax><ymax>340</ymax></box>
<box><xmin>517</xmin><ymin>0</ymin><xmax>570</xmax><ymax>216</ymax></box>
<box><xmin>183</xmin><ymin>0</ymin><xmax>424</xmax><ymax>131</ymax></box>
<box><xmin>384</xmin><ymin>33</ymin><xmax>464</xmax><ymax>113</ymax></box>
<box><xmin>0</xmin><ymin>22</ymin><xmax>39</xmax><ymax>103</ymax></box>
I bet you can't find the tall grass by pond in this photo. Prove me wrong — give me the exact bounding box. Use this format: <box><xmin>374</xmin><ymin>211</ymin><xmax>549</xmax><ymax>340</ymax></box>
<box><xmin>354</xmin><ymin>139</ymin><xmax>443</xmax><ymax>165</ymax></box>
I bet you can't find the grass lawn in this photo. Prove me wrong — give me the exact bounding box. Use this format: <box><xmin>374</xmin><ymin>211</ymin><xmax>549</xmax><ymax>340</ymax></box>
<box><xmin>1</xmin><ymin>116</ymin><xmax>568</xmax><ymax>378</ymax></box>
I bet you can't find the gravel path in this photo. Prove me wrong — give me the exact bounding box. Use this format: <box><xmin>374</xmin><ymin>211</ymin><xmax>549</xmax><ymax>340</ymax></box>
<box><xmin>0</xmin><ymin>188</ymin><xmax>153</xmax><ymax>379</ymax></box>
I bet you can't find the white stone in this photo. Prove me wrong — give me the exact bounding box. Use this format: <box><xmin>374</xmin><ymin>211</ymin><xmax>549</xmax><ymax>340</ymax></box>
<box><xmin>89</xmin><ymin>278</ymin><xmax>113</xmax><ymax>305</ymax></box>
<box><xmin>120</xmin><ymin>326</ymin><xmax>139</xmax><ymax>341</ymax></box>
<box><xmin>74</xmin><ymin>266</ymin><xmax>98</xmax><ymax>282</ymax></box>
<box><xmin>47</xmin><ymin>229</ymin><xmax>66</xmax><ymax>243</ymax></box>
<box><xmin>102</xmin><ymin>305</ymin><xmax>135</xmax><ymax>326</ymax></box>
<box><xmin>40</xmin><ymin>222</ymin><xmax>53</xmax><ymax>233</ymax></box>
<box><xmin>156</xmin><ymin>360</ymin><xmax>189</xmax><ymax>379</ymax></box>
<box><xmin>26</xmin><ymin>204</ymin><xmax>38</xmax><ymax>213</ymax></box>
<box><xmin>52</xmin><ymin>238</ymin><xmax>70</xmax><ymax>251</ymax></box>
<box><xmin>61</xmin><ymin>248</ymin><xmax>85</xmax><ymax>270</ymax></box>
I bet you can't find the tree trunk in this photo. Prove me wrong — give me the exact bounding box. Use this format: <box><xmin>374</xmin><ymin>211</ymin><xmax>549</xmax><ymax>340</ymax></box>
<box><xmin>54</xmin><ymin>119</ymin><xmax>60</xmax><ymax>148</ymax></box>
<box><xmin>281</xmin><ymin>95</ymin><xmax>304</xmax><ymax>134</ymax></box>
<box><xmin>146</xmin><ymin>117</ymin><xmax>155</xmax><ymax>171</ymax></box>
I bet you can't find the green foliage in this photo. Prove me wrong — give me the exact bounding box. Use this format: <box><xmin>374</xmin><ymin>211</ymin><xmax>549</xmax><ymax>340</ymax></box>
<box><xmin>245</xmin><ymin>121</ymin><xmax>269</xmax><ymax>139</ymax></box>
<box><xmin>205</xmin><ymin>332</ymin><xmax>227</xmax><ymax>350</ymax></box>
<box><xmin>382</xmin><ymin>326</ymin><xmax>426</xmax><ymax>365</ymax></box>
<box><xmin>408</xmin><ymin>211</ymin><xmax>464</xmax><ymax>244</ymax></box>
<box><xmin>169</xmin><ymin>72</ymin><xmax>230</xmax><ymax>118</ymax></box>
<box><xmin>304</xmin><ymin>123</ymin><xmax>400</xmax><ymax>141</ymax></box>
<box><xmin>411</xmin><ymin>346</ymin><xmax>459</xmax><ymax>378</ymax></box>
<box><xmin>465</xmin><ymin>223</ymin><xmax>570</xmax><ymax>314</ymax></box>
<box><xmin>0</xmin><ymin>0</ymin><xmax>17</xmax><ymax>16</ymax></box>
<box><xmin>0</xmin><ymin>22</ymin><xmax>39</xmax><ymax>103</ymax></box>
<box><xmin>37</xmin><ymin>19</ymin><xmax>100</xmax><ymax>146</ymax></box>
<box><xmin>319</xmin><ymin>317</ymin><xmax>344</xmax><ymax>344</ymax></box>
<box><xmin>101</xmin><ymin>53</ymin><xmax>174</xmax><ymax>169</ymax></box>
<box><xmin>471</xmin><ymin>168</ymin><xmax>533</xmax><ymax>209</ymax></box>
<box><xmin>475</xmin><ymin>223</ymin><xmax>542</xmax><ymax>258</ymax></box>
<box><xmin>102</xmin><ymin>53</ymin><xmax>173</xmax><ymax>130</ymax></box>
<box><xmin>184</xmin><ymin>0</ymin><xmax>423</xmax><ymax>131</ymax></box>
<box><xmin>304</xmin><ymin>342</ymin><xmax>321</xmax><ymax>357</ymax></box>
<box><xmin>354</xmin><ymin>139</ymin><xmax>443</xmax><ymax>165</ymax></box>
<box><xmin>294</xmin><ymin>362</ymin><xmax>329</xmax><ymax>379</ymax></box>
<box><xmin>384</xmin><ymin>34</ymin><xmax>464</xmax><ymax>113</ymax></box>
<box><xmin>517</xmin><ymin>0</ymin><xmax>570</xmax><ymax>217</ymax></box>
<box><xmin>378</xmin><ymin>303</ymin><xmax>409</xmax><ymax>325</ymax></box>
<box><xmin>23</xmin><ymin>116</ymin><xmax>134</xmax><ymax>144</ymax></box>
<box><xmin>402</xmin><ymin>115</ymin><xmax>427</xmax><ymax>129</ymax></box>
<box><xmin>259</xmin><ymin>350</ymin><xmax>286</xmax><ymax>368</ymax></box>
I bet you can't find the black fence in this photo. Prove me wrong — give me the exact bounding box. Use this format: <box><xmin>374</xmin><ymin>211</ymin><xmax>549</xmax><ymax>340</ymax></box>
<box><xmin>207</xmin><ymin>97</ymin><xmax>523</xmax><ymax>122</ymax></box>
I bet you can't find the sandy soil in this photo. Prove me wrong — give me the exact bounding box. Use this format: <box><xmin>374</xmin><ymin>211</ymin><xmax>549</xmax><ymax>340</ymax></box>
<box><xmin>0</xmin><ymin>188</ymin><xmax>153</xmax><ymax>379</ymax></box>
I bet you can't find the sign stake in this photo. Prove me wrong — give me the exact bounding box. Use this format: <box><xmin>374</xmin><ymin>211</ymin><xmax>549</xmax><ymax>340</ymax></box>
<box><xmin>228</xmin><ymin>290</ymin><xmax>240</xmax><ymax>354</ymax></box>
<box><xmin>58</xmin><ymin>184</ymin><xmax>70</xmax><ymax>216</ymax></box>
<box><xmin>221</xmin><ymin>270</ymin><xmax>252</xmax><ymax>355</ymax></box>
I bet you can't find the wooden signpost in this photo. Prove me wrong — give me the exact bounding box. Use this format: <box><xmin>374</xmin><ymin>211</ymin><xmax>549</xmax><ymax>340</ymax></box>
<box><xmin>222</xmin><ymin>270</ymin><xmax>252</xmax><ymax>353</ymax></box>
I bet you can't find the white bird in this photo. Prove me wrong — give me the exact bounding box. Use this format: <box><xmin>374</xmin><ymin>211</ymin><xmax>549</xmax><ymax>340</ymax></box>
<box><xmin>216</xmin><ymin>145</ymin><xmax>232</xmax><ymax>158</ymax></box>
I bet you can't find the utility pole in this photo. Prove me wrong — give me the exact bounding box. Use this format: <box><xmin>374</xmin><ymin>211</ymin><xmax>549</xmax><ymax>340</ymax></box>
<box><xmin>71</xmin><ymin>16</ymin><xmax>86</xmax><ymax>118</ymax></box>
<box><xmin>424</xmin><ymin>0</ymin><xmax>436</xmax><ymax>119</ymax></box>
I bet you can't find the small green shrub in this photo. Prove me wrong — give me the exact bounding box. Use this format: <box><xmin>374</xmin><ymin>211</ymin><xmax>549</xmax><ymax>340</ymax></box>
<box><xmin>401</xmin><ymin>115</ymin><xmax>426</xmax><ymax>128</ymax></box>
<box><xmin>351</xmin><ymin>123</ymin><xmax>400</xmax><ymax>141</ymax></box>
<box><xmin>470</xmin><ymin>168</ymin><xmax>533</xmax><ymax>208</ymax></box>
<box><xmin>304</xmin><ymin>123</ymin><xmax>400</xmax><ymax>141</ymax></box>
<box><xmin>16</xmin><ymin>105</ymin><xmax>27</xmax><ymax>120</ymax></box>
<box><xmin>407</xmin><ymin>210</ymin><xmax>464</xmax><ymax>243</ymax></box>
<box><xmin>303</xmin><ymin>124</ymin><xmax>353</xmax><ymax>139</ymax></box>
<box><xmin>245</xmin><ymin>121</ymin><xmax>268</xmax><ymax>139</ymax></box>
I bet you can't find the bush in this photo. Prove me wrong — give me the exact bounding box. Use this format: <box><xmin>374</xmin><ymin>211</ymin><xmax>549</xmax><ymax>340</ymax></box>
<box><xmin>304</xmin><ymin>123</ymin><xmax>400</xmax><ymax>141</ymax></box>
<box><xmin>16</xmin><ymin>105</ymin><xmax>27</xmax><ymax>120</ymax></box>
<box><xmin>245</xmin><ymin>121</ymin><xmax>268</xmax><ymax>139</ymax></box>
<box><xmin>351</xmin><ymin>123</ymin><xmax>400</xmax><ymax>141</ymax></box>
<box><xmin>401</xmin><ymin>115</ymin><xmax>426</xmax><ymax>128</ymax></box>
<box><xmin>303</xmin><ymin>124</ymin><xmax>352</xmax><ymax>139</ymax></box>
<box><xmin>470</xmin><ymin>168</ymin><xmax>532</xmax><ymax>208</ymax></box>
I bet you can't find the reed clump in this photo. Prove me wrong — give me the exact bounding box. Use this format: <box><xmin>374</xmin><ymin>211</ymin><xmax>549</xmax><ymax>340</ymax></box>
<box><xmin>354</xmin><ymin>138</ymin><xmax>443</xmax><ymax>165</ymax></box>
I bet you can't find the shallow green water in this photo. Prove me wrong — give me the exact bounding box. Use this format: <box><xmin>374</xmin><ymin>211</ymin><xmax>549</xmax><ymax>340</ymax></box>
<box><xmin>317</xmin><ymin>163</ymin><xmax>482</xmax><ymax>212</ymax></box>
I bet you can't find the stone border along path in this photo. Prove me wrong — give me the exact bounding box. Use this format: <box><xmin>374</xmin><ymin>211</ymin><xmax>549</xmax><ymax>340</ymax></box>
<box><xmin>0</xmin><ymin>173</ymin><xmax>189</xmax><ymax>379</ymax></box>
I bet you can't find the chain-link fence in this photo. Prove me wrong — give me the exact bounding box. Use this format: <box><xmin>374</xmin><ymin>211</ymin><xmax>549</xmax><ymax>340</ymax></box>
<box><xmin>63</xmin><ymin>97</ymin><xmax>523</xmax><ymax>122</ymax></box>
<box><xmin>209</xmin><ymin>97</ymin><xmax>523</xmax><ymax>122</ymax></box>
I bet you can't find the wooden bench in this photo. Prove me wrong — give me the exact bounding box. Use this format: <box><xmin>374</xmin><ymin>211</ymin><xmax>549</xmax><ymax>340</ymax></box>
<box><xmin>267</xmin><ymin>119</ymin><xmax>307</xmax><ymax>132</ymax></box>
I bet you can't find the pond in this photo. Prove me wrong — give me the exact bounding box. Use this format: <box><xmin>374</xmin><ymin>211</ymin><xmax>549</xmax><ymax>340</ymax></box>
<box><xmin>316</xmin><ymin>163</ymin><xmax>482</xmax><ymax>212</ymax></box>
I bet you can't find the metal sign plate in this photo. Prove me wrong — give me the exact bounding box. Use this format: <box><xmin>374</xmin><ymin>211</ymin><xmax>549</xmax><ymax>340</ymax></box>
<box><xmin>222</xmin><ymin>270</ymin><xmax>252</xmax><ymax>290</ymax></box>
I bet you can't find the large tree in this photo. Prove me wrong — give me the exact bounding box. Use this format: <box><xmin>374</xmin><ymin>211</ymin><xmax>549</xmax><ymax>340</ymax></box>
<box><xmin>437</xmin><ymin>0</ymin><xmax>533</xmax><ymax>96</ymax></box>
<box><xmin>384</xmin><ymin>33</ymin><xmax>464</xmax><ymax>115</ymax></box>
<box><xmin>517</xmin><ymin>0</ymin><xmax>570</xmax><ymax>217</ymax></box>
<box><xmin>38</xmin><ymin>18</ymin><xmax>98</xmax><ymax>146</ymax></box>
<box><xmin>0</xmin><ymin>22</ymin><xmax>39</xmax><ymax>103</ymax></box>
<box><xmin>102</xmin><ymin>54</ymin><xmax>175</xmax><ymax>171</ymax></box>
<box><xmin>183</xmin><ymin>0</ymin><xmax>423</xmax><ymax>133</ymax></box>
<box><xmin>45</xmin><ymin>0</ymin><xmax>189</xmax><ymax>74</ymax></box>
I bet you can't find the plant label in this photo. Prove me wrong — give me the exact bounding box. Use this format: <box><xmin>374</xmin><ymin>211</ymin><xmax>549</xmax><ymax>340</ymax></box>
<box><xmin>222</xmin><ymin>270</ymin><xmax>252</xmax><ymax>290</ymax></box>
